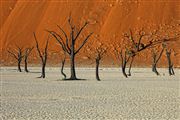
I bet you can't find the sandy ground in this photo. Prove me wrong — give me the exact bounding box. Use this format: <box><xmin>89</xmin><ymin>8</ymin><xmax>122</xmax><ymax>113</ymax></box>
<box><xmin>0</xmin><ymin>67</ymin><xmax>180</xmax><ymax>120</ymax></box>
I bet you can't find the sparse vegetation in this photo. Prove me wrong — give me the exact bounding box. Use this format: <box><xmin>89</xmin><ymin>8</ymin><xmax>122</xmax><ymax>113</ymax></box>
<box><xmin>151</xmin><ymin>45</ymin><xmax>164</xmax><ymax>75</ymax></box>
<box><xmin>61</xmin><ymin>52</ymin><xmax>67</xmax><ymax>79</ymax></box>
<box><xmin>7</xmin><ymin>46</ymin><xmax>24</xmax><ymax>72</ymax></box>
<box><xmin>33</xmin><ymin>32</ymin><xmax>49</xmax><ymax>78</ymax></box>
<box><xmin>24</xmin><ymin>47</ymin><xmax>34</xmax><ymax>72</ymax></box>
<box><xmin>164</xmin><ymin>45</ymin><xmax>175</xmax><ymax>76</ymax></box>
<box><xmin>95</xmin><ymin>45</ymin><xmax>107</xmax><ymax>81</ymax></box>
<box><xmin>113</xmin><ymin>26</ymin><xmax>179</xmax><ymax>78</ymax></box>
<box><xmin>84</xmin><ymin>42</ymin><xmax>107</xmax><ymax>81</ymax></box>
<box><xmin>5</xmin><ymin>16</ymin><xmax>179</xmax><ymax>79</ymax></box>
<box><xmin>47</xmin><ymin>15</ymin><xmax>93</xmax><ymax>80</ymax></box>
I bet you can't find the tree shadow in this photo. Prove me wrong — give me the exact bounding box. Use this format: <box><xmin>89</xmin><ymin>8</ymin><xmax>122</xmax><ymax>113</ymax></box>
<box><xmin>29</xmin><ymin>71</ymin><xmax>41</xmax><ymax>73</ymax></box>
<box><xmin>56</xmin><ymin>78</ymin><xmax>87</xmax><ymax>81</ymax></box>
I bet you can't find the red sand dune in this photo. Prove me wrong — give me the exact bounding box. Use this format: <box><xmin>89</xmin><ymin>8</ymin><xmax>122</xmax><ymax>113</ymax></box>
<box><xmin>0</xmin><ymin>0</ymin><xmax>180</xmax><ymax>67</ymax></box>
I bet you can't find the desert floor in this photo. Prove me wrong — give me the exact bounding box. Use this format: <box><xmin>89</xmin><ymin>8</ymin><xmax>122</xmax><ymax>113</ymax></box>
<box><xmin>1</xmin><ymin>67</ymin><xmax>180</xmax><ymax>120</ymax></box>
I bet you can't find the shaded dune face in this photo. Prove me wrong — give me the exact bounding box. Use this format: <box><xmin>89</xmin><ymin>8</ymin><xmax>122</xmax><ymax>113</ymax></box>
<box><xmin>0</xmin><ymin>0</ymin><xmax>179</xmax><ymax>67</ymax></box>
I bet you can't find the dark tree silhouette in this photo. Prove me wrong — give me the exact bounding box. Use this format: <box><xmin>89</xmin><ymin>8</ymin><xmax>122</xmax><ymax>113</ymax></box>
<box><xmin>47</xmin><ymin>15</ymin><xmax>93</xmax><ymax>80</ymax></box>
<box><xmin>127</xmin><ymin>56</ymin><xmax>134</xmax><ymax>76</ymax></box>
<box><xmin>118</xmin><ymin>49</ymin><xmax>135</xmax><ymax>78</ymax></box>
<box><xmin>151</xmin><ymin>46</ymin><xmax>164</xmax><ymax>75</ymax></box>
<box><xmin>33</xmin><ymin>32</ymin><xmax>49</xmax><ymax>78</ymax></box>
<box><xmin>84</xmin><ymin>42</ymin><xmax>107</xmax><ymax>81</ymax></box>
<box><xmin>121</xmin><ymin>29</ymin><xmax>148</xmax><ymax>77</ymax></box>
<box><xmin>114</xmin><ymin>27</ymin><xmax>177</xmax><ymax>78</ymax></box>
<box><xmin>61</xmin><ymin>52</ymin><xmax>67</xmax><ymax>79</ymax></box>
<box><xmin>24</xmin><ymin>47</ymin><xmax>34</xmax><ymax>72</ymax></box>
<box><xmin>165</xmin><ymin>48</ymin><xmax>175</xmax><ymax>75</ymax></box>
<box><xmin>8</xmin><ymin>46</ymin><xmax>24</xmax><ymax>72</ymax></box>
<box><xmin>113</xmin><ymin>29</ymin><xmax>146</xmax><ymax>77</ymax></box>
<box><xmin>94</xmin><ymin>45</ymin><xmax>107</xmax><ymax>81</ymax></box>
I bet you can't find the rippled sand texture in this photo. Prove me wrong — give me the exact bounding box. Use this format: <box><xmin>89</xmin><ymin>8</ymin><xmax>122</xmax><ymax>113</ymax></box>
<box><xmin>1</xmin><ymin>67</ymin><xmax>180</xmax><ymax>119</ymax></box>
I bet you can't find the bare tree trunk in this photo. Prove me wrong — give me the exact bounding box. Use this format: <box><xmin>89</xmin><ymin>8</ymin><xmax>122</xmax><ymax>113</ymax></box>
<box><xmin>122</xmin><ymin>64</ymin><xmax>128</xmax><ymax>78</ymax></box>
<box><xmin>152</xmin><ymin>63</ymin><xmax>159</xmax><ymax>75</ymax></box>
<box><xmin>168</xmin><ymin>66</ymin><xmax>172</xmax><ymax>75</ymax></box>
<box><xmin>96</xmin><ymin>59</ymin><xmax>100</xmax><ymax>81</ymax></box>
<box><xmin>61</xmin><ymin>57</ymin><xmax>66</xmax><ymax>79</ymax></box>
<box><xmin>122</xmin><ymin>67</ymin><xmax>127</xmax><ymax>78</ymax></box>
<box><xmin>151</xmin><ymin>48</ymin><xmax>164</xmax><ymax>76</ymax></box>
<box><xmin>120</xmin><ymin>50</ymin><xmax>129</xmax><ymax>78</ymax></box>
<box><xmin>24</xmin><ymin>47</ymin><xmax>33</xmax><ymax>73</ymax></box>
<box><xmin>128</xmin><ymin>56</ymin><xmax>134</xmax><ymax>76</ymax></box>
<box><xmin>34</xmin><ymin>32</ymin><xmax>49</xmax><ymax>78</ymax></box>
<box><xmin>24</xmin><ymin>58</ymin><xmax>28</xmax><ymax>72</ymax></box>
<box><xmin>70</xmin><ymin>54</ymin><xmax>77</xmax><ymax>80</ymax></box>
<box><xmin>41</xmin><ymin>62</ymin><xmax>46</xmax><ymax>78</ymax></box>
<box><xmin>8</xmin><ymin>46</ymin><xmax>24</xmax><ymax>72</ymax></box>
<box><xmin>167</xmin><ymin>61</ymin><xmax>174</xmax><ymax>75</ymax></box>
<box><xmin>18</xmin><ymin>61</ymin><xmax>22</xmax><ymax>72</ymax></box>
<box><xmin>166</xmin><ymin>49</ymin><xmax>175</xmax><ymax>76</ymax></box>
<box><xmin>47</xmin><ymin>15</ymin><xmax>93</xmax><ymax>80</ymax></box>
<box><xmin>171</xmin><ymin>65</ymin><xmax>175</xmax><ymax>75</ymax></box>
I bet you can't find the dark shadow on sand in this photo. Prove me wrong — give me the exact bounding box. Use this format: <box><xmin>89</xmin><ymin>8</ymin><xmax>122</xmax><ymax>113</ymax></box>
<box><xmin>29</xmin><ymin>71</ymin><xmax>41</xmax><ymax>74</ymax></box>
<box><xmin>56</xmin><ymin>78</ymin><xmax>87</xmax><ymax>81</ymax></box>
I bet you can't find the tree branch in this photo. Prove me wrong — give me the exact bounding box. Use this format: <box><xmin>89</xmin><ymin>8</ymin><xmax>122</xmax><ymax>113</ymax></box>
<box><xmin>44</xmin><ymin>35</ymin><xmax>49</xmax><ymax>56</ymax></box>
<box><xmin>33</xmin><ymin>32</ymin><xmax>43</xmax><ymax>60</ymax></box>
<box><xmin>56</xmin><ymin>25</ymin><xmax>71</xmax><ymax>52</ymax></box>
<box><xmin>75</xmin><ymin>32</ymin><xmax>93</xmax><ymax>55</ymax></box>
<box><xmin>44</xmin><ymin>36</ymin><xmax>49</xmax><ymax>63</ymax></box>
<box><xmin>74</xmin><ymin>22</ymin><xmax>89</xmax><ymax>42</ymax></box>
<box><xmin>120</xmin><ymin>50</ymin><xmax>124</xmax><ymax>67</ymax></box>
<box><xmin>129</xmin><ymin>29</ymin><xmax>136</xmax><ymax>46</ymax></box>
<box><xmin>47</xmin><ymin>30</ymin><xmax>71</xmax><ymax>55</ymax></box>
<box><xmin>156</xmin><ymin>47</ymin><xmax>164</xmax><ymax>63</ymax></box>
<box><xmin>25</xmin><ymin>47</ymin><xmax>34</xmax><ymax>57</ymax></box>
<box><xmin>7</xmin><ymin>50</ymin><xmax>18</xmax><ymax>60</ymax></box>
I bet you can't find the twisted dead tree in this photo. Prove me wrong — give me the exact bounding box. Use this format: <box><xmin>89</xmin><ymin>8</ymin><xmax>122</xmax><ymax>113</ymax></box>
<box><xmin>165</xmin><ymin>48</ymin><xmax>175</xmax><ymax>75</ymax></box>
<box><xmin>33</xmin><ymin>32</ymin><xmax>49</xmax><ymax>78</ymax></box>
<box><xmin>114</xmin><ymin>29</ymin><xmax>148</xmax><ymax>77</ymax></box>
<box><xmin>113</xmin><ymin>48</ymin><xmax>135</xmax><ymax>78</ymax></box>
<box><xmin>47</xmin><ymin>15</ymin><xmax>93</xmax><ymax>80</ymax></box>
<box><xmin>84</xmin><ymin>42</ymin><xmax>107</xmax><ymax>81</ymax></box>
<box><xmin>95</xmin><ymin>47</ymin><xmax>106</xmax><ymax>81</ymax></box>
<box><xmin>91</xmin><ymin>44</ymin><xmax>107</xmax><ymax>81</ymax></box>
<box><xmin>151</xmin><ymin>46</ymin><xmax>164</xmax><ymax>75</ymax></box>
<box><xmin>61</xmin><ymin>52</ymin><xmax>67</xmax><ymax>79</ymax></box>
<box><xmin>8</xmin><ymin>46</ymin><xmax>24</xmax><ymax>72</ymax></box>
<box><xmin>115</xmin><ymin>28</ymin><xmax>177</xmax><ymax>78</ymax></box>
<box><xmin>24</xmin><ymin>47</ymin><xmax>34</xmax><ymax>72</ymax></box>
<box><xmin>121</xmin><ymin>29</ymin><xmax>148</xmax><ymax>77</ymax></box>
<box><xmin>84</xmin><ymin>43</ymin><xmax>108</xmax><ymax>81</ymax></box>
<box><xmin>127</xmin><ymin>55</ymin><xmax>134</xmax><ymax>76</ymax></box>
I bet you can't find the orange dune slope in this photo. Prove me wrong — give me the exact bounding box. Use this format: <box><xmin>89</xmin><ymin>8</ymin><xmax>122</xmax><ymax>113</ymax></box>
<box><xmin>0</xmin><ymin>0</ymin><xmax>180</xmax><ymax>66</ymax></box>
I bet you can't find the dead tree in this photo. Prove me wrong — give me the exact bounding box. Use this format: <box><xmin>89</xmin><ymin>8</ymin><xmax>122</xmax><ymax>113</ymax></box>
<box><xmin>95</xmin><ymin>45</ymin><xmax>107</xmax><ymax>81</ymax></box>
<box><xmin>33</xmin><ymin>32</ymin><xmax>49</xmax><ymax>78</ymax></box>
<box><xmin>113</xmin><ymin>44</ymin><xmax>133</xmax><ymax>78</ymax></box>
<box><xmin>114</xmin><ymin>28</ymin><xmax>175</xmax><ymax>78</ymax></box>
<box><xmin>120</xmin><ymin>50</ymin><xmax>129</xmax><ymax>78</ymax></box>
<box><xmin>24</xmin><ymin>47</ymin><xmax>34</xmax><ymax>72</ymax></box>
<box><xmin>84</xmin><ymin>43</ymin><xmax>107</xmax><ymax>81</ymax></box>
<box><xmin>61</xmin><ymin>52</ymin><xmax>67</xmax><ymax>79</ymax></box>
<box><xmin>151</xmin><ymin>47</ymin><xmax>164</xmax><ymax>75</ymax></box>
<box><xmin>121</xmin><ymin>29</ymin><xmax>147</xmax><ymax>77</ymax></box>
<box><xmin>118</xmin><ymin>49</ymin><xmax>135</xmax><ymax>78</ymax></box>
<box><xmin>8</xmin><ymin>46</ymin><xmax>24</xmax><ymax>72</ymax></box>
<box><xmin>127</xmin><ymin>56</ymin><xmax>135</xmax><ymax>76</ymax></box>
<box><xmin>165</xmin><ymin>48</ymin><xmax>175</xmax><ymax>75</ymax></box>
<box><xmin>47</xmin><ymin>15</ymin><xmax>93</xmax><ymax>80</ymax></box>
